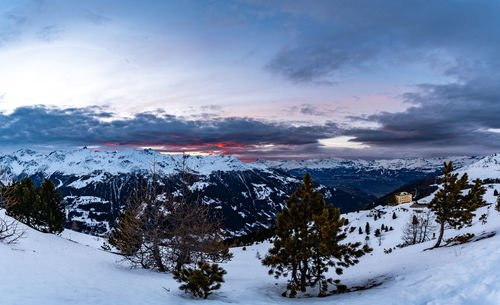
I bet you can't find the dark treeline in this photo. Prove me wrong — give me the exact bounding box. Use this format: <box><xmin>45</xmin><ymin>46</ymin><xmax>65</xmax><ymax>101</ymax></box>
<box><xmin>1</xmin><ymin>177</ymin><xmax>66</xmax><ymax>234</ymax></box>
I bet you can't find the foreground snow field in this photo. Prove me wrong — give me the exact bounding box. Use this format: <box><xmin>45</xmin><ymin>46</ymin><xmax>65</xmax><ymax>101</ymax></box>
<box><xmin>1</xmin><ymin>196</ymin><xmax>500</xmax><ymax>304</ymax></box>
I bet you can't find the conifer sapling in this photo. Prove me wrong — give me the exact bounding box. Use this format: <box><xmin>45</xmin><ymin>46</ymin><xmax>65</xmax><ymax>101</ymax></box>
<box><xmin>173</xmin><ymin>261</ymin><xmax>226</xmax><ymax>299</ymax></box>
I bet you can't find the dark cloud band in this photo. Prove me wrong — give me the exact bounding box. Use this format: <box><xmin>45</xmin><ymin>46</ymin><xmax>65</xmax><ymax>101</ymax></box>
<box><xmin>346</xmin><ymin>77</ymin><xmax>500</xmax><ymax>155</ymax></box>
<box><xmin>0</xmin><ymin>106</ymin><xmax>340</xmax><ymax>158</ymax></box>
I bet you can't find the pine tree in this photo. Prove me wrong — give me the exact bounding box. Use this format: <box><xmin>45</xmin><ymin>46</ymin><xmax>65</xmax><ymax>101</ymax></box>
<box><xmin>262</xmin><ymin>172</ymin><xmax>317</xmax><ymax>297</ymax></box>
<box><xmin>4</xmin><ymin>178</ymin><xmax>65</xmax><ymax>233</ymax></box>
<box><xmin>374</xmin><ymin>228</ymin><xmax>381</xmax><ymax>237</ymax></box>
<box><xmin>109</xmin><ymin>205</ymin><xmax>143</xmax><ymax>257</ymax></box>
<box><xmin>494</xmin><ymin>189</ymin><xmax>499</xmax><ymax>197</ymax></box>
<box><xmin>392</xmin><ymin>212</ymin><xmax>397</xmax><ymax>219</ymax></box>
<box><xmin>358</xmin><ymin>227</ymin><xmax>363</xmax><ymax>234</ymax></box>
<box><xmin>310</xmin><ymin>204</ymin><xmax>369</xmax><ymax>296</ymax></box>
<box><xmin>173</xmin><ymin>261</ymin><xmax>226</xmax><ymax>299</ymax></box>
<box><xmin>262</xmin><ymin>173</ymin><xmax>370</xmax><ymax>297</ymax></box>
<box><xmin>37</xmin><ymin>179</ymin><xmax>66</xmax><ymax>233</ymax></box>
<box><xmin>4</xmin><ymin>178</ymin><xmax>40</xmax><ymax>227</ymax></box>
<box><xmin>365</xmin><ymin>222</ymin><xmax>370</xmax><ymax>235</ymax></box>
<box><xmin>464</xmin><ymin>179</ymin><xmax>487</xmax><ymax>208</ymax></box>
<box><xmin>428</xmin><ymin>161</ymin><xmax>482</xmax><ymax>248</ymax></box>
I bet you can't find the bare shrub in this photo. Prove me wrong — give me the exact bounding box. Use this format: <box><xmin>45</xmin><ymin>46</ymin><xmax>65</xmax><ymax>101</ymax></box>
<box><xmin>401</xmin><ymin>210</ymin><xmax>436</xmax><ymax>246</ymax></box>
<box><xmin>445</xmin><ymin>233</ymin><xmax>475</xmax><ymax>246</ymax></box>
<box><xmin>167</xmin><ymin>197</ymin><xmax>231</xmax><ymax>272</ymax></box>
<box><xmin>0</xmin><ymin>215</ymin><xmax>25</xmax><ymax>244</ymax></box>
<box><xmin>108</xmin><ymin>180</ymin><xmax>171</xmax><ymax>272</ymax></box>
<box><xmin>109</xmin><ymin>156</ymin><xmax>231</xmax><ymax>272</ymax></box>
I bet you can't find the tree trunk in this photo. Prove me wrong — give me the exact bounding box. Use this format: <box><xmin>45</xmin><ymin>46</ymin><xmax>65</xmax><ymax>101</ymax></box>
<box><xmin>433</xmin><ymin>222</ymin><xmax>445</xmax><ymax>248</ymax></box>
<box><xmin>300</xmin><ymin>260</ymin><xmax>307</xmax><ymax>292</ymax></box>
<box><xmin>152</xmin><ymin>243</ymin><xmax>165</xmax><ymax>272</ymax></box>
<box><xmin>291</xmin><ymin>261</ymin><xmax>297</xmax><ymax>285</ymax></box>
<box><xmin>421</xmin><ymin>219</ymin><xmax>428</xmax><ymax>243</ymax></box>
<box><xmin>175</xmin><ymin>250</ymin><xmax>190</xmax><ymax>272</ymax></box>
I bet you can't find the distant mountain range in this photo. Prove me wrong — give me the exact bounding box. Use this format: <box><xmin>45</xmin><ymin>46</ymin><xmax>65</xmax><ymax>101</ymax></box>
<box><xmin>256</xmin><ymin>156</ymin><xmax>481</xmax><ymax>197</ymax></box>
<box><xmin>0</xmin><ymin>149</ymin><xmax>486</xmax><ymax>236</ymax></box>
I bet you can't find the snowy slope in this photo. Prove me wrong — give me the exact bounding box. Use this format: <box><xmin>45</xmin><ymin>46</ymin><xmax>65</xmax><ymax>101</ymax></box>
<box><xmin>455</xmin><ymin>153</ymin><xmax>500</xmax><ymax>181</ymax></box>
<box><xmin>410</xmin><ymin>153</ymin><xmax>500</xmax><ymax>206</ymax></box>
<box><xmin>1</xmin><ymin>189</ymin><xmax>499</xmax><ymax>304</ymax></box>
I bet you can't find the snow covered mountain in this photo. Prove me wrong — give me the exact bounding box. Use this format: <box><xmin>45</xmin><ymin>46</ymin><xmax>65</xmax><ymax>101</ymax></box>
<box><xmin>0</xmin><ymin>149</ymin><xmax>370</xmax><ymax>235</ymax></box>
<box><xmin>257</xmin><ymin>156</ymin><xmax>481</xmax><ymax>197</ymax></box>
<box><xmin>0</xmin><ymin>148</ymin><xmax>268</xmax><ymax>178</ymax></box>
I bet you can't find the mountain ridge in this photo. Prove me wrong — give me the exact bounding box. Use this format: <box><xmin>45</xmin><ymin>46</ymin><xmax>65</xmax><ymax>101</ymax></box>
<box><xmin>256</xmin><ymin>156</ymin><xmax>480</xmax><ymax>171</ymax></box>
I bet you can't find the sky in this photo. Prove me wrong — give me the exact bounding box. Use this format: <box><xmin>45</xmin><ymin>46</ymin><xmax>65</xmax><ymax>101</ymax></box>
<box><xmin>0</xmin><ymin>0</ymin><xmax>500</xmax><ymax>160</ymax></box>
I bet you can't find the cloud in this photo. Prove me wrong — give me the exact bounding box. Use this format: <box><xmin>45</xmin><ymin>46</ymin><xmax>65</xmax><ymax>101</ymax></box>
<box><xmin>36</xmin><ymin>24</ymin><xmax>63</xmax><ymax>42</ymax></box>
<box><xmin>284</xmin><ymin>104</ymin><xmax>344</xmax><ymax>117</ymax></box>
<box><xmin>0</xmin><ymin>106</ymin><xmax>341</xmax><ymax>159</ymax></box>
<box><xmin>262</xmin><ymin>0</ymin><xmax>500</xmax><ymax>82</ymax></box>
<box><xmin>84</xmin><ymin>11</ymin><xmax>111</xmax><ymax>25</ymax></box>
<box><xmin>0</xmin><ymin>1</ymin><xmax>111</xmax><ymax>47</ymax></box>
<box><xmin>345</xmin><ymin>74</ymin><xmax>500</xmax><ymax>156</ymax></box>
